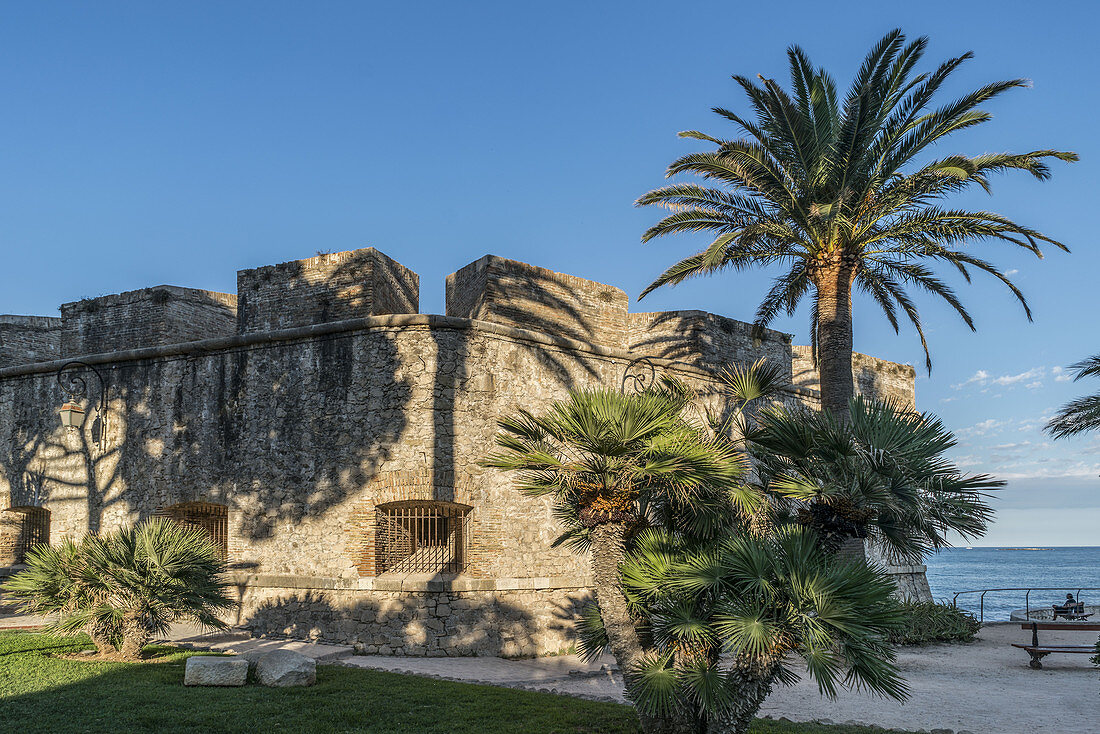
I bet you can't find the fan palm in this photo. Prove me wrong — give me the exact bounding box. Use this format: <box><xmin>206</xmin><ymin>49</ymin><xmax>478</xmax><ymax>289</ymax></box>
<box><xmin>604</xmin><ymin>527</ymin><xmax>905</xmax><ymax>734</ymax></box>
<box><xmin>637</xmin><ymin>29</ymin><xmax>1076</xmax><ymax>422</ymax></box>
<box><xmin>748</xmin><ymin>396</ymin><xmax>1001</xmax><ymax>562</ymax></box>
<box><xmin>487</xmin><ymin>373</ymin><xmax>909</xmax><ymax>733</ymax></box>
<box><xmin>1046</xmin><ymin>353</ymin><xmax>1100</xmax><ymax>438</ymax></box>
<box><xmin>4</xmin><ymin>518</ymin><xmax>235</xmax><ymax>659</ymax></box>
<box><xmin>484</xmin><ymin>379</ymin><xmax>748</xmax><ymax>718</ymax></box>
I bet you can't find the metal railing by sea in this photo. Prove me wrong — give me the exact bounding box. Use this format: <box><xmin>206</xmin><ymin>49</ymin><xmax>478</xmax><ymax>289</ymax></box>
<box><xmin>951</xmin><ymin>587</ymin><xmax>1100</xmax><ymax>623</ymax></box>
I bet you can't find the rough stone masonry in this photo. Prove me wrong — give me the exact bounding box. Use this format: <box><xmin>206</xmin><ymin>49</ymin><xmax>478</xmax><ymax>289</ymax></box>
<box><xmin>0</xmin><ymin>247</ymin><xmax>928</xmax><ymax>656</ymax></box>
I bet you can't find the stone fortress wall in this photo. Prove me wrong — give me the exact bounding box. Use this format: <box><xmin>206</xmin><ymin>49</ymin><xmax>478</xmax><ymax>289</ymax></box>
<box><xmin>0</xmin><ymin>247</ymin><xmax>926</xmax><ymax>656</ymax></box>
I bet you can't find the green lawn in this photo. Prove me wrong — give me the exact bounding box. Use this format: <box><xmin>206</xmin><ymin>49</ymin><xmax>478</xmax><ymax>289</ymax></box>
<box><xmin>0</xmin><ymin>632</ymin><xmax>909</xmax><ymax>734</ymax></box>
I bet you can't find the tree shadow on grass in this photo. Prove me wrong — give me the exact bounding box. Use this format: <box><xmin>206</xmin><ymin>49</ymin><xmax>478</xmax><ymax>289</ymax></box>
<box><xmin>0</xmin><ymin>631</ymin><xmax>640</xmax><ymax>734</ymax></box>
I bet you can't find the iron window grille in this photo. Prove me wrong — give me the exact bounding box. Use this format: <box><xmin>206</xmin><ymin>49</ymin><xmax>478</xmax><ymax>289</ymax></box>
<box><xmin>375</xmin><ymin>501</ymin><xmax>471</xmax><ymax>574</ymax></box>
<box><xmin>156</xmin><ymin>502</ymin><xmax>229</xmax><ymax>559</ymax></box>
<box><xmin>1</xmin><ymin>507</ymin><xmax>49</xmax><ymax>564</ymax></box>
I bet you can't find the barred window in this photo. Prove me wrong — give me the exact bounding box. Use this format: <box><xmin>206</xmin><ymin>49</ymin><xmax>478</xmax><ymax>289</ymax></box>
<box><xmin>376</xmin><ymin>501</ymin><xmax>470</xmax><ymax>574</ymax></box>
<box><xmin>0</xmin><ymin>506</ymin><xmax>49</xmax><ymax>565</ymax></box>
<box><xmin>156</xmin><ymin>502</ymin><xmax>229</xmax><ymax>559</ymax></box>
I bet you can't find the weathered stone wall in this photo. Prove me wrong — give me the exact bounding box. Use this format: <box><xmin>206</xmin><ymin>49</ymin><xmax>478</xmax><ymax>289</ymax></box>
<box><xmin>792</xmin><ymin>345</ymin><xmax>916</xmax><ymax>408</ymax></box>
<box><xmin>446</xmin><ymin>256</ymin><xmax>629</xmax><ymax>348</ymax></box>
<box><xmin>0</xmin><ymin>315</ymin><xmax>61</xmax><ymax>368</ymax></box>
<box><xmin>628</xmin><ymin>311</ymin><xmax>793</xmax><ymax>380</ymax></box>
<box><xmin>0</xmin><ymin>250</ymin><xmax>925</xmax><ymax>648</ymax></box>
<box><xmin>60</xmin><ymin>286</ymin><xmax>237</xmax><ymax>357</ymax></box>
<box><xmin>241</xmin><ymin>580</ymin><xmax>592</xmax><ymax>657</ymax></box>
<box><xmin>237</xmin><ymin>248</ymin><xmax>419</xmax><ymax>334</ymax></box>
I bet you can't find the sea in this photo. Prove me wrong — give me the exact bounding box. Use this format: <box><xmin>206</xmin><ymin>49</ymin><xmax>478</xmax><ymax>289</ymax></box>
<box><xmin>924</xmin><ymin>546</ymin><xmax>1100</xmax><ymax>621</ymax></box>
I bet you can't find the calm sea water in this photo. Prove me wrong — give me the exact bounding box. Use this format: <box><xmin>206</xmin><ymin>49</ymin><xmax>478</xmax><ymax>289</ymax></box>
<box><xmin>924</xmin><ymin>546</ymin><xmax>1100</xmax><ymax>621</ymax></box>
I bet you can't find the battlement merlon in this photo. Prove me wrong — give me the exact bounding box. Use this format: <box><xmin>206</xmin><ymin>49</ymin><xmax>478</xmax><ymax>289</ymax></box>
<box><xmin>792</xmin><ymin>344</ymin><xmax>916</xmax><ymax>408</ymax></box>
<box><xmin>446</xmin><ymin>255</ymin><xmax>629</xmax><ymax>348</ymax></box>
<box><xmin>237</xmin><ymin>247</ymin><xmax>419</xmax><ymax>334</ymax></box>
<box><xmin>0</xmin><ymin>314</ymin><xmax>62</xmax><ymax>368</ymax></box>
<box><xmin>60</xmin><ymin>286</ymin><xmax>237</xmax><ymax>357</ymax></box>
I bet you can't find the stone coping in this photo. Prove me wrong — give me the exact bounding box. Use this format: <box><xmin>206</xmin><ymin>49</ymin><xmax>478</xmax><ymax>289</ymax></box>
<box><xmin>0</xmin><ymin>313</ymin><xmax>822</xmax><ymax>400</ymax></box>
<box><xmin>225</xmin><ymin>572</ymin><xmax>593</xmax><ymax>593</ymax></box>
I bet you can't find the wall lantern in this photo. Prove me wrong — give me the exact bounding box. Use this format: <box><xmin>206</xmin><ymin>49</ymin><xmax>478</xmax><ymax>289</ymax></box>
<box><xmin>58</xmin><ymin>401</ymin><xmax>86</xmax><ymax>430</ymax></box>
<box><xmin>56</xmin><ymin>361</ymin><xmax>108</xmax><ymax>449</ymax></box>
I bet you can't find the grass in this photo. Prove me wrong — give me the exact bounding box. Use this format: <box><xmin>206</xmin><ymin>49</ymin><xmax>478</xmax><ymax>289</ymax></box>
<box><xmin>0</xmin><ymin>631</ymin><xmax>913</xmax><ymax>734</ymax></box>
<box><xmin>886</xmin><ymin>602</ymin><xmax>981</xmax><ymax>646</ymax></box>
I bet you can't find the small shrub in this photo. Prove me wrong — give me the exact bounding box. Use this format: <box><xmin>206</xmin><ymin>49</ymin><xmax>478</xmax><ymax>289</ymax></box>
<box><xmin>887</xmin><ymin>601</ymin><xmax>980</xmax><ymax>646</ymax></box>
<box><xmin>1091</xmin><ymin>635</ymin><xmax>1099</xmax><ymax>667</ymax></box>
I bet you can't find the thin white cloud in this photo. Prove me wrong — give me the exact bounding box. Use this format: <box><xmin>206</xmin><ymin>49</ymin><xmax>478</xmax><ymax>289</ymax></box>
<box><xmin>952</xmin><ymin>367</ymin><xmax>1046</xmax><ymax>392</ymax></box>
<box><xmin>1005</xmin><ymin>269</ymin><xmax>1019</xmax><ymax>276</ymax></box>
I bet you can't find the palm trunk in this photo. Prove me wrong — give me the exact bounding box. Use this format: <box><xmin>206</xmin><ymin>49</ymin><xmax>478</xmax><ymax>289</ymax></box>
<box><xmin>589</xmin><ymin>523</ymin><xmax>697</xmax><ymax>734</ymax></box>
<box><xmin>85</xmin><ymin>622</ymin><xmax>118</xmax><ymax>655</ymax></box>
<box><xmin>588</xmin><ymin>523</ymin><xmax>645</xmax><ymax>670</ymax></box>
<box><xmin>815</xmin><ymin>264</ymin><xmax>856</xmax><ymax>425</ymax></box>
<box><xmin>707</xmin><ymin>654</ymin><xmax>782</xmax><ymax>734</ymax></box>
<box><xmin>119</xmin><ymin>613</ymin><xmax>149</xmax><ymax>660</ymax></box>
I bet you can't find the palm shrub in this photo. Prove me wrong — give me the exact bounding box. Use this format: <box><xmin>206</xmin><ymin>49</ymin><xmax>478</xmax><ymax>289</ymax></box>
<box><xmin>636</xmin><ymin>29</ymin><xmax>1075</xmax><ymax>422</ymax></box>
<box><xmin>3</xmin><ymin>537</ymin><xmax>121</xmax><ymax>654</ymax></box>
<box><xmin>604</xmin><ymin>527</ymin><xmax>904</xmax><ymax>734</ymax></box>
<box><xmin>3</xmin><ymin>518</ymin><xmax>235</xmax><ymax>659</ymax></box>
<box><xmin>747</xmin><ymin>396</ymin><xmax>1000</xmax><ymax>563</ymax></box>
<box><xmin>486</xmin><ymin>374</ymin><xmax>908</xmax><ymax>734</ymax></box>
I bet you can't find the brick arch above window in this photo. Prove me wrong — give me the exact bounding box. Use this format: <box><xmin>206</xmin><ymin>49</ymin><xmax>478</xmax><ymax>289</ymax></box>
<box><xmin>0</xmin><ymin>505</ymin><xmax>50</xmax><ymax>565</ymax></box>
<box><xmin>348</xmin><ymin>469</ymin><xmax>501</xmax><ymax>578</ymax></box>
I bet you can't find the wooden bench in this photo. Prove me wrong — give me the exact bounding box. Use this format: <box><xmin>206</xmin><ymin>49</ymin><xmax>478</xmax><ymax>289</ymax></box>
<box><xmin>1012</xmin><ymin>622</ymin><xmax>1099</xmax><ymax>669</ymax></box>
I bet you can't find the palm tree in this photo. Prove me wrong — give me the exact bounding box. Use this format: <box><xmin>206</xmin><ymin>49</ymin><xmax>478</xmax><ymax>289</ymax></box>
<box><xmin>484</xmin><ymin>379</ymin><xmax>748</xmax><ymax>730</ymax></box>
<box><xmin>747</xmin><ymin>396</ymin><xmax>1001</xmax><ymax>561</ymax></box>
<box><xmin>486</xmin><ymin>375</ymin><xmax>907</xmax><ymax>734</ymax></box>
<box><xmin>1046</xmin><ymin>353</ymin><xmax>1100</xmax><ymax>438</ymax></box>
<box><xmin>637</xmin><ymin>29</ymin><xmax>1076</xmax><ymax>422</ymax></box>
<box><xmin>611</xmin><ymin>527</ymin><xmax>905</xmax><ymax>734</ymax></box>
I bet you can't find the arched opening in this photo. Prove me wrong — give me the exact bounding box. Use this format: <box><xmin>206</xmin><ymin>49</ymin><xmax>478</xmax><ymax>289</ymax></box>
<box><xmin>155</xmin><ymin>502</ymin><xmax>229</xmax><ymax>559</ymax></box>
<box><xmin>375</xmin><ymin>500</ymin><xmax>471</xmax><ymax>574</ymax></box>
<box><xmin>0</xmin><ymin>506</ymin><xmax>50</xmax><ymax>565</ymax></box>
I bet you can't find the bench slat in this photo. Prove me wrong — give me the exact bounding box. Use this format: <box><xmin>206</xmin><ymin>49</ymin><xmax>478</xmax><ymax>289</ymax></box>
<box><xmin>1018</xmin><ymin>622</ymin><xmax>1100</xmax><ymax>631</ymax></box>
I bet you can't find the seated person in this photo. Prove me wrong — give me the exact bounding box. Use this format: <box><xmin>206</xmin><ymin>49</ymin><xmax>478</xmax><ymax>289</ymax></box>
<box><xmin>1053</xmin><ymin>593</ymin><xmax>1083</xmax><ymax>619</ymax></box>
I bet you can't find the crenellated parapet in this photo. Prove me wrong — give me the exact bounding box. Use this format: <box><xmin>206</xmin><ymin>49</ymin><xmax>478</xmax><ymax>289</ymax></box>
<box><xmin>60</xmin><ymin>286</ymin><xmax>237</xmax><ymax>357</ymax></box>
<box><xmin>0</xmin><ymin>315</ymin><xmax>61</xmax><ymax>368</ymax></box>
<box><xmin>237</xmin><ymin>248</ymin><xmax>419</xmax><ymax>334</ymax></box>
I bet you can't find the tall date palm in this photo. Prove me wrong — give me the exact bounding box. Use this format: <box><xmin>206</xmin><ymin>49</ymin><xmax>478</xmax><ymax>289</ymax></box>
<box><xmin>637</xmin><ymin>30</ymin><xmax>1075</xmax><ymax>422</ymax></box>
<box><xmin>1046</xmin><ymin>353</ymin><xmax>1100</xmax><ymax>438</ymax></box>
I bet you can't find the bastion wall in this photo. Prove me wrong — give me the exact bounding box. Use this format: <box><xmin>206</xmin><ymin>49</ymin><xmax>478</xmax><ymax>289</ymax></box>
<box><xmin>0</xmin><ymin>247</ymin><xmax>925</xmax><ymax>656</ymax></box>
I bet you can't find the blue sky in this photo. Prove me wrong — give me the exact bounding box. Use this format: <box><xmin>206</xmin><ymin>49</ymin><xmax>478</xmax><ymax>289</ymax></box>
<box><xmin>1</xmin><ymin>2</ymin><xmax>1096</xmax><ymax>545</ymax></box>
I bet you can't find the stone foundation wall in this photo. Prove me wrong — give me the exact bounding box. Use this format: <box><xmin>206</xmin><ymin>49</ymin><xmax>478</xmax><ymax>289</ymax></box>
<box><xmin>792</xmin><ymin>345</ymin><xmax>916</xmax><ymax>408</ymax></box>
<box><xmin>628</xmin><ymin>311</ymin><xmax>793</xmax><ymax>378</ymax></box>
<box><xmin>240</xmin><ymin>579</ymin><xmax>592</xmax><ymax>657</ymax></box>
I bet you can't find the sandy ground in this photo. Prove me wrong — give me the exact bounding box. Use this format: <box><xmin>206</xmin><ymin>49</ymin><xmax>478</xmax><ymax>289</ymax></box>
<box><xmin>757</xmin><ymin>623</ymin><xmax>1099</xmax><ymax>733</ymax></box>
<box><xmin>3</xmin><ymin>601</ymin><xmax>1097</xmax><ymax>733</ymax></box>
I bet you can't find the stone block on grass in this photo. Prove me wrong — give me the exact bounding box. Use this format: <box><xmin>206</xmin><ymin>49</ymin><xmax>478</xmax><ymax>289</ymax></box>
<box><xmin>256</xmin><ymin>649</ymin><xmax>317</xmax><ymax>687</ymax></box>
<box><xmin>184</xmin><ymin>656</ymin><xmax>249</xmax><ymax>686</ymax></box>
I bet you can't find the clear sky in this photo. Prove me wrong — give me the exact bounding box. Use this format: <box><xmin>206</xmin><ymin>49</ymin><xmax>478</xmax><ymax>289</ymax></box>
<box><xmin>1</xmin><ymin>2</ymin><xmax>1096</xmax><ymax>546</ymax></box>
